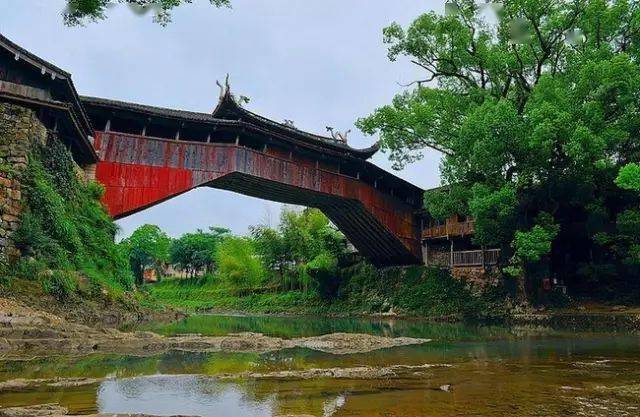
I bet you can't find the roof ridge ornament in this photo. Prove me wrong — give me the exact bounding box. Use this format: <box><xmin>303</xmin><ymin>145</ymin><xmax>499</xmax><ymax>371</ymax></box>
<box><xmin>216</xmin><ymin>74</ymin><xmax>250</xmax><ymax>107</ymax></box>
<box><xmin>283</xmin><ymin>119</ymin><xmax>296</xmax><ymax>129</ymax></box>
<box><xmin>216</xmin><ymin>74</ymin><xmax>231</xmax><ymax>101</ymax></box>
<box><xmin>326</xmin><ymin>126</ymin><xmax>350</xmax><ymax>144</ymax></box>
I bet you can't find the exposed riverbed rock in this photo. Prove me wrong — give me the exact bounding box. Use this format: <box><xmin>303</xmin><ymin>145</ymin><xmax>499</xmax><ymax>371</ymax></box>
<box><xmin>218</xmin><ymin>363</ymin><xmax>451</xmax><ymax>380</ymax></box>
<box><xmin>0</xmin><ymin>377</ymin><xmax>108</xmax><ymax>392</ymax></box>
<box><xmin>0</xmin><ymin>403</ymin><xmax>196</xmax><ymax>417</ymax></box>
<box><xmin>0</xmin><ymin>298</ymin><xmax>430</xmax><ymax>359</ymax></box>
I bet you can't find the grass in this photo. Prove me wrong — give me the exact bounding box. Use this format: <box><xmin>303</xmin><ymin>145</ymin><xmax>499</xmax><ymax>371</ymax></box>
<box><xmin>148</xmin><ymin>276</ymin><xmax>329</xmax><ymax>313</ymax></box>
<box><xmin>147</xmin><ymin>265</ymin><xmax>500</xmax><ymax>321</ymax></box>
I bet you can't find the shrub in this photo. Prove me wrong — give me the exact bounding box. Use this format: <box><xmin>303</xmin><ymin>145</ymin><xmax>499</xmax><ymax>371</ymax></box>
<box><xmin>12</xmin><ymin>257</ymin><xmax>48</xmax><ymax>280</ymax></box>
<box><xmin>41</xmin><ymin>270</ymin><xmax>78</xmax><ymax>301</ymax></box>
<box><xmin>13</xmin><ymin>138</ymin><xmax>131</xmax><ymax>295</ymax></box>
<box><xmin>304</xmin><ymin>252</ymin><xmax>339</xmax><ymax>299</ymax></box>
<box><xmin>394</xmin><ymin>268</ymin><xmax>476</xmax><ymax>318</ymax></box>
<box><xmin>216</xmin><ymin>237</ymin><xmax>264</xmax><ymax>287</ymax></box>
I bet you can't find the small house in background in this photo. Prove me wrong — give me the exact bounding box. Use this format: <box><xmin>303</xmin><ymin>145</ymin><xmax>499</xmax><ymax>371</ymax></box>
<box><xmin>143</xmin><ymin>268</ymin><xmax>158</xmax><ymax>283</ymax></box>
<box><xmin>421</xmin><ymin>202</ymin><xmax>501</xmax><ymax>285</ymax></box>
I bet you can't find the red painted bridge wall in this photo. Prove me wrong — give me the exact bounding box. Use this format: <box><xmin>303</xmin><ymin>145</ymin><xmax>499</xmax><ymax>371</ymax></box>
<box><xmin>94</xmin><ymin>131</ymin><xmax>422</xmax><ymax>266</ymax></box>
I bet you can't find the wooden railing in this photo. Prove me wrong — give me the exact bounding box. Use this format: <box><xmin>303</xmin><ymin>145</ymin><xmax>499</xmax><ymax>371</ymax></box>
<box><xmin>422</xmin><ymin>224</ymin><xmax>448</xmax><ymax>239</ymax></box>
<box><xmin>427</xmin><ymin>249</ymin><xmax>500</xmax><ymax>267</ymax></box>
<box><xmin>422</xmin><ymin>220</ymin><xmax>476</xmax><ymax>239</ymax></box>
<box><xmin>452</xmin><ymin>249</ymin><xmax>500</xmax><ymax>266</ymax></box>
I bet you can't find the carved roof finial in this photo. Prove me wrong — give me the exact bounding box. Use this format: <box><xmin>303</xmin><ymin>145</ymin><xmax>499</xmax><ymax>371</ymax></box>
<box><xmin>215</xmin><ymin>74</ymin><xmax>250</xmax><ymax>106</ymax></box>
<box><xmin>326</xmin><ymin>126</ymin><xmax>351</xmax><ymax>144</ymax></box>
<box><xmin>216</xmin><ymin>73</ymin><xmax>231</xmax><ymax>101</ymax></box>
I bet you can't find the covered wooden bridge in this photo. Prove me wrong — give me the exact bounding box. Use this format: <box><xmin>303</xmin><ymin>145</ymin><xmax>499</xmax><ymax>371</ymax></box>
<box><xmin>0</xmin><ymin>32</ymin><xmax>425</xmax><ymax>266</ymax></box>
<box><xmin>81</xmin><ymin>87</ymin><xmax>425</xmax><ymax>266</ymax></box>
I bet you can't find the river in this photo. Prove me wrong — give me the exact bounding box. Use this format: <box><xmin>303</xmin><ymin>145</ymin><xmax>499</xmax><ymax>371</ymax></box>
<box><xmin>1</xmin><ymin>314</ymin><xmax>639</xmax><ymax>416</ymax></box>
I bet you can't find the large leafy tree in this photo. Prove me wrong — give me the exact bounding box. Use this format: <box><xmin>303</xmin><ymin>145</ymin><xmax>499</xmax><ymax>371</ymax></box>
<box><xmin>169</xmin><ymin>227</ymin><xmax>230</xmax><ymax>277</ymax></box>
<box><xmin>120</xmin><ymin>224</ymin><xmax>171</xmax><ymax>285</ymax></box>
<box><xmin>250</xmin><ymin>207</ymin><xmax>346</xmax><ymax>292</ymax></box>
<box><xmin>357</xmin><ymin>0</ymin><xmax>640</xmax><ymax>298</ymax></box>
<box><xmin>64</xmin><ymin>0</ymin><xmax>230</xmax><ymax>26</ymax></box>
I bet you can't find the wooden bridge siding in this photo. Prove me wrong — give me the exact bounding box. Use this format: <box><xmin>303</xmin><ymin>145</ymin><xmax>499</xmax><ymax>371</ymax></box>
<box><xmin>94</xmin><ymin>131</ymin><xmax>422</xmax><ymax>265</ymax></box>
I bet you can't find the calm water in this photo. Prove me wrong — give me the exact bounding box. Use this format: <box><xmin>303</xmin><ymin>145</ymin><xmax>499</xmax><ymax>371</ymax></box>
<box><xmin>1</xmin><ymin>314</ymin><xmax>640</xmax><ymax>416</ymax></box>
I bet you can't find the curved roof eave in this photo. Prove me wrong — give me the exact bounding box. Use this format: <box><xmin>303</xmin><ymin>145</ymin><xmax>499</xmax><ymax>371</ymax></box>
<box><xmin>212</xmin><ymin>91</ymin><xmax>379</xmax><ymax>159</ymax></box>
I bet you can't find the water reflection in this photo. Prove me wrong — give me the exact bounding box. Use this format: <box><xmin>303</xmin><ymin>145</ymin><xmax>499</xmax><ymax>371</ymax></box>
<box><xmin>138</xmin><ymin>313</ymin><xmax>512</xmax><ymax>340</ymax></box>
<box><xmin>1</xmin><ymin>316</ymin><xmax>640</xmax><ymax>416</ymax></box>
<box><xmin>97</xmin><ymin>376</ymin><xmax>273</xmax><ymax>417</ymax></box>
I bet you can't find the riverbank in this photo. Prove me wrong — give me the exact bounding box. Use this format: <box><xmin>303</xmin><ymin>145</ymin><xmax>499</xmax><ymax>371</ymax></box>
<box><xmin>0</xmin><ymin>278</ymin><xmax>180</xmax><ymax>329</ymax></box>
<box><xmin>146</xmin><ymin>275</ymin><xmax>640</xmax><ymax>331</ymax></box>
<box><xmin>147</xmin><ymin>266</ymin><xmax>501</xmax><ymax>321</ymax></box>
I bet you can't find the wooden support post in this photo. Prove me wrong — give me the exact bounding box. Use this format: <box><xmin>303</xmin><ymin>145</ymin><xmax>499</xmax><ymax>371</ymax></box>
<box><xmin>263</xmin><ymin>144</ymin><xmax>268</xmax><ymax>153</ymax></box>
<box><xmin>235</xmin><ymin>135</ymin><xmax>240</xmax><ymax>146</ymax></box>
<box><xmin>425</xmin><ymin>242</ymin><xmax>429</xmax><ymax>266</ymax></box>
<box><xmin>289</xmin><ymin>151</ymin><xmax>293</xmax><ymax>160</ymax></box>
<box><xmin>450</xmin><ymin>240</ymin><xmax>454</xmax><ymax>268</ymax></box>
<box><xmin>206</xmin><ymin>133</ymin><xmax>211</xmax><ymax>143</ymax></box>
<box><xmin>104</xmin><ymin>119</ymin><xmax>111</xmax><ymax>132</ymax></box>
<box><xmin>315</xmin><ymin>160</ymin><xmax>319</xmax><ymax>169</ymax></box>
<box><xmin>374</xmin><ymin>180</ymin><xmax>378</xmax><ymax>189</ymax></box>
<box><xmin>52</xmin><ymin>117</ymin><xmax>59</xmax><ymax>133</ymax></box>
<box><xmin>141</xmin><ymin>125</ymin><xmax>147</xmax><ymax>136</ymax></box>
<box><xmin>356</xmin><ymin>172</ymin><xmax>360</xmax><ymax>180</ymax></box>
<box><xmin>175</xmin><ymin>129</ymin><xmax>181</xmax><ymax>141</ymax></box>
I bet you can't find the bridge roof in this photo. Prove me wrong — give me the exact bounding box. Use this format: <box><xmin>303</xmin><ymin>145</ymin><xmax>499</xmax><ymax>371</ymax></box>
<box><xmin>212</xmin><ymin>90</ymin><xmax>379</xmax><ymax>159</ymax></box>
<box><xmin>81</xmin><ymin>94</ymin><xmax>379</xmax><ymax>160</ymax></box>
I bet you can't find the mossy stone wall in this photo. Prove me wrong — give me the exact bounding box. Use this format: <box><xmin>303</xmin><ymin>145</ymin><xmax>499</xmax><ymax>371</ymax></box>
<box><xmin>0</xmin><ymin>102</ymin><xmax>48</xmax><ymax>261</ymax></box>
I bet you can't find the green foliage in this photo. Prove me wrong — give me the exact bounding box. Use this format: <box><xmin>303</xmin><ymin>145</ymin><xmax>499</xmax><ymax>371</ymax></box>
<box><xmin>11</xmin><ymin>257</ymin><xmax>48</xmax><ymax>281</ymax></box>
<box><xmin>303</xmin><ymin>251</ymin><xmax>339</xmax><ymax>300</ymax></box>
<box><xmin>513</xmin><ymin>221</ymin><xmax>559</xmax><ymax>264</ymax></box>
<box><xmin>468</xmin><ymin>184</ymin><xmax>518</xmax><ymax>247</ymax></box>
<box><xmin>251</xmin><ymin>226</ymin><xmax>288</xmax><ymax>278</ymax></box>
<box><xmin>215</xmin><ymin>236</ymin><xmax>264</xmax><ymax>287</ymax></box>
<box><xmin>251</xmin><ymin>207</ymin><xmax>346</xmax><ymax>292</ymax></box>
<box><xmin>120</xmin><ymin>224</ymin><xmax>171</xmax><ymax>286</ymax></box>
<box><xmin>40</xmin><ymin>270</ymin><xmax>78</xmax><ymax>301</ymax></box>
<box><xmin>358</xmin><ymin>1</ymin><xmax>640</xmax><ymax>297</ymax></box>
<box><xmin>617</xmin><ymin>163</ymin><xmax>640</xmax><ymax>192</ymax></box>
<box><xmin>617</xmin><ymin>209</ymin><xmax>640</xmax><ymax>236</ymax></box>
<box><xmin>424</xmin><ymin>185</ymin><xmax>470</xmax><ymax>220</ymax></box>
<box><xmin>64</xmin><ymin>0</ymin><xmax>231</xmax><ymax>26</ymax></box>
<box><xmin>13</xmin><ymin>138</ymin><xmax>132</xmax><ymax>294</ymax></box>
<box><xmin>170</xmin><ymin>227</ymin><xmax>229</xmax><ymax>276</ymax></box>
<box><xmin>389</xmin><ymin>267</ymin><xmax>475</xmax><ymax>318</ymax></box>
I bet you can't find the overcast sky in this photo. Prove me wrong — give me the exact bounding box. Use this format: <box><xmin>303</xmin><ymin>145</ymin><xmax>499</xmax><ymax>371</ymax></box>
<box><xmin>0</xmin><ymin>0</ymin><xmax>442</xmax><ymax>238</ymax></box>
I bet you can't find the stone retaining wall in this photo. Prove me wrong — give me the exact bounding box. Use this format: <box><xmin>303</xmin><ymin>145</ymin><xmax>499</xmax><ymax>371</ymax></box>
<box><xmin>0</xmin><ymin>102</ymin><xmax>48</xmax><ymax>261</ymax></box>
